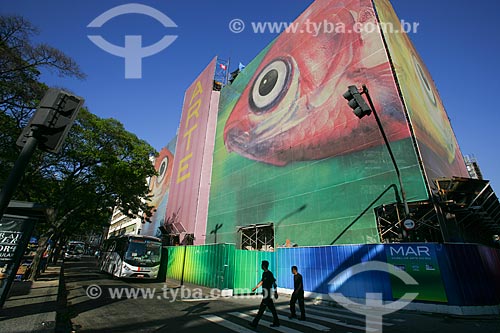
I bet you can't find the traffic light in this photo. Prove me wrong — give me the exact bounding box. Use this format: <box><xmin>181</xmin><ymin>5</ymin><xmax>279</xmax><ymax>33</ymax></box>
<box><xmin>343</xmin><ymin>85</ymin><xmax>372</xmax><ymax>119</ymax></box>
<box><xmin>16</xmin><ymin>88</ymin><xmax>84</xmax><ymax>154</ymax></box>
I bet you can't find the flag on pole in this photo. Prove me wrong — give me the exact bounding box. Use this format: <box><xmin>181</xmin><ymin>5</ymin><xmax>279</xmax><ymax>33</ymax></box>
<box><xmin>220</xmin><ymin>63</ymin><xmax>227</xmax><ymax>70</ymax></box>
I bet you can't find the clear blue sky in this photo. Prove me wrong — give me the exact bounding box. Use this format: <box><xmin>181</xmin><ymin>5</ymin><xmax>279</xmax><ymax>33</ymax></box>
<box><xmin>2</xmin><ymin>0</ymin><xmax>499</xmax><ymax>190</ymax></box>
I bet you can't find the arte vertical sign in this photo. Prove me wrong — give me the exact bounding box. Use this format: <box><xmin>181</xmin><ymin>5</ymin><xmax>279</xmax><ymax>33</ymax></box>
<box><xmin>166</xmin><ymin>58</ymin><xmax>217</xmax><ymax>244</ymax></box>
<box><xmin>0</xmin><ymin>216</ymin><xmax>36</xmax><ymax>308</ymax></box>
<box><xmin>176</xmin><ymin>80</ymin><xmax>204</xmax><ymax>184</ymax></box>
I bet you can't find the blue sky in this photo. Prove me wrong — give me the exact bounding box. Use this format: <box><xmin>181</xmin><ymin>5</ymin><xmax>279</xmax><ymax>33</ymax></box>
<box><xmin>2</xmin><ymin>0</ymin><xmax>500</xmax><ymax>190</ymax></box>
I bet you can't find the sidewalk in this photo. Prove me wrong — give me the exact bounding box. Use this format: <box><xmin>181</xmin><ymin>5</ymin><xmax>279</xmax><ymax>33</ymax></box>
<box><xmin>0</xmin><ymin>264</ymin><xmax>62</xmax><ymax>333</ymax></box>
<box><xmin>164</xmin><ymin>277</ymin><xmax>216</xmax><ymax>294</ymax></box>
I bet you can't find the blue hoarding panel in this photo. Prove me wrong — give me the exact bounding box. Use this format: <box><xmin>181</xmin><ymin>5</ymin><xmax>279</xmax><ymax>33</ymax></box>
<box><xmin>436</xmin><ymin>244</ymin><xmax>500</xmax><ymax>306</ymax></box>
<box><xmin>277</xmin><ymin>245</ymin><xmax>392</xmax><ymax>300</ymax></box>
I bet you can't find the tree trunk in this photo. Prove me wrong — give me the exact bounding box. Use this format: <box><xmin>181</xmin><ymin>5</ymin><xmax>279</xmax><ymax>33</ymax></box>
<box><xmin>53</xmin><ymin>236</ymin><xmax>68</xmax><ymax>264</ymax></box>
<box><xmin>28</xmin><ymin>229</ymin><xmax>53</xmax><ymax>281</ymax></box>
<box><xmin>47</xmin><ymin>231</ymin><xmax>62</xmax><ymax>264</ymax></box>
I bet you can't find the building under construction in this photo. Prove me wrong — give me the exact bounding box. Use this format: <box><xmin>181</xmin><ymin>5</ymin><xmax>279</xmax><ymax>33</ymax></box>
<box><xmin>141</xmin><ymin>0</ymin><xmax>500</xmax><ymax>312</ymax></box>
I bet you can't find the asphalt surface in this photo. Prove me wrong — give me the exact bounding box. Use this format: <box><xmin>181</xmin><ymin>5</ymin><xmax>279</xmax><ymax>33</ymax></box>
<box><xmin>59</xmin><ymin>257</ymin><xmax>500</xmax><ymax>333</ymax></box>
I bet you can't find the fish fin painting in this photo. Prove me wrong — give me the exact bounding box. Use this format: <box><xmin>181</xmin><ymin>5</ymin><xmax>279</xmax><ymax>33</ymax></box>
<box><xmin>373</xmin><ymin>0</ymin><xmax>469</xmax><ymax>181</ymax></box>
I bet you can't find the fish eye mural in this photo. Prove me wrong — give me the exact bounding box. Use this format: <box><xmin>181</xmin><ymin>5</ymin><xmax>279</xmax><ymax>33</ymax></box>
<box><xmin>223</xmin><ymin>1</ymin><xmax>411</xmax><ymax>167</ymax></box>
<box><xmin>373</xmin><ymin>0</ymin><xmax>468</xmax><ymax>184</ymax></box>
<box><xmin>207</xmin><ymin>0</ymin><xmax>431</xmax><ymax>246</ymax></box>
<box><xmin>141</xmin><ymin>140</ymin><xmax>176</xmax><ymax>237</ymax></box>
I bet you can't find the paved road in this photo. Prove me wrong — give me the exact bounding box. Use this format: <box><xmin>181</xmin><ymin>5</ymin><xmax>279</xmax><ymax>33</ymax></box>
<box><xmin>60</xmin><ymin>257</ymin><xmax>500</xmax><ymax>333</ymax></box>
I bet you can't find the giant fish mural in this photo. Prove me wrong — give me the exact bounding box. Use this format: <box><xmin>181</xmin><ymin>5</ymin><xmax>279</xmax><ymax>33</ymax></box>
<box><xmin>223</xmin><ymin>0</ymin><xmax>410</xmax><ymax>166</ymax></box>
<box><xmin>207</xmin><ymin>0</ymin><xmax>429</xmax><ymax>246</ymax></box>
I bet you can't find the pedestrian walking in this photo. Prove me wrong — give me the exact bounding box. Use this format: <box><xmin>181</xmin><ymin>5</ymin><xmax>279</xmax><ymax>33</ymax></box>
<box><xmin>289</xmin><ymin>265</ymin><xmax>306</xmax><ymax>320</ymax></box>
<box><xmin>250</xmin><ymin>260</ymin><xmax>280</xmax><ymax>328</ymax></box>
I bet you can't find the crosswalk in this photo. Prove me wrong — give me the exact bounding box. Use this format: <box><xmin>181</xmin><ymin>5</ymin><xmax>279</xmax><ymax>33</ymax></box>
<box><xmin>200</xmin><ymin>303</ymin><xmax>405</xmax><ymax>332</ymax></box>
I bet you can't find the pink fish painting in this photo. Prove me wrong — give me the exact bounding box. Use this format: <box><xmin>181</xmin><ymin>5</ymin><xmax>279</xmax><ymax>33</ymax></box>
<box><xmin>223</xmin><ymin>0</ymin><xmax>410</xmax><ymax>166</ymax></box>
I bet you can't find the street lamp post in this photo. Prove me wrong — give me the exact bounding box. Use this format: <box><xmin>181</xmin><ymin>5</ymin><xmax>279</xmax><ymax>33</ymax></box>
<box><xmin>343</xmin><ymin>84</ymin><xmax>411</xmax><ymax>233</ymax></box>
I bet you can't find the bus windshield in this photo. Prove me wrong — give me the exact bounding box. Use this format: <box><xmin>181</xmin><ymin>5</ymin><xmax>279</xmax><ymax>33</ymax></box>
<box><xmin>68</xmin><ymin>242</ymin><xmax>85</xmax><ymax>254</ymax></box>
<box><xmin>124</xmin><ymin>238</ymin><xmax>161</xmax><ymax>267</ymax></box>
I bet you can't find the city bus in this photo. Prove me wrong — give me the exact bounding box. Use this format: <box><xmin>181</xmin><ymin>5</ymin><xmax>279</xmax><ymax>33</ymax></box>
<box><xmin>98</xmin><ymin>235</ymin><xmax>162</xmax><ymax>279</ymax></box>
<box><xmin>64</xmin><ymin>241</ymin><xmax>86</xmax><ymax>260</ymax></box>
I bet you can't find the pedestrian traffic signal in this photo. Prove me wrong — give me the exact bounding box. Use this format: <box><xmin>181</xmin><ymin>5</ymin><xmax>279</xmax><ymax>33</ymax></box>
<box><xmin>17</xmin><ymin>89</ymin><xmax>84</xmax><ymax>154</ymax></box>
<box><xmin>343</xmin><ymin>85</ymin><xmax>372</xmax><ymax>119</ymax></box>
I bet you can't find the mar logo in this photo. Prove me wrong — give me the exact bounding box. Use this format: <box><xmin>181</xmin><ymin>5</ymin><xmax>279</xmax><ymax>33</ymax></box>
<box><xmin>389</xmin><ymin>245</ymin><xmax>431</xmax><ymax>257</ymax></box>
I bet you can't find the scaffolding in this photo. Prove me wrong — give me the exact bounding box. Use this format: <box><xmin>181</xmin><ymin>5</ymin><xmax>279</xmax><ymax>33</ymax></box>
<box><xmin>213</xmin><ymin>57</ymin><xmax>230</xmax><ymax>91</ymax></box>
<box><xmin>238</xmin><ymin>223</ymin><xmax>274</xmax><ymax>251</ymax></box>
<box><xmin>375</xmin><ymin>177</ymin><xmax>500</xmax><ymax>245</ymax></box>
<box><xmin>464</xmin><ymin>155</ymin><xmax>484</xmax><ymax>180</ymax></box>
<box><xmin>375</xmin><ymin>201</ymin><xmax>443</xmax><ymax>243</ymax></box>
<box><xmin>435</xmin><ymin>177</ymin><xmax>500</xmax><ymax>243</ymax></box>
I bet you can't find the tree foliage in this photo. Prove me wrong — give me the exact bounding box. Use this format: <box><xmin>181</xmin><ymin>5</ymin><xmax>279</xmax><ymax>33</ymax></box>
<box><xmin>0</xmin><ymin>15</ymin><xmax>158</xmax><ymax>278</ymax></box>
<box><xmin>0</xmin><ymin>15</ymin><xmax>85</xmax><ymax>180</ymax></box>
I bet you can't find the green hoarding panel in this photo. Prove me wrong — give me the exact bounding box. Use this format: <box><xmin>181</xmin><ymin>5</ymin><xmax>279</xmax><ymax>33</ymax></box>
<box><xmin>166</xmin><ymin>246</ymin><xmax>184</xmax><ymax>281</ymax></box>
<box><xmin>166</xmin><ymin>244</ymin><xmax>234</xmax><ymax>289</ymax></box>
<box><xmin>233</xmin><ymin>250</ymin><xmax>276</xmax><ymax>294</ymax></box>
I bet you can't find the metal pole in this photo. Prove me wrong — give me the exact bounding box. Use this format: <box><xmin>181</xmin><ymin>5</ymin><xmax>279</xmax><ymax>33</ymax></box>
<box><xmin>0</xmin><ymin>127</ymin><xmax>40</xmax><ymax>219</ymax></box>
<box><xmin>180</xmin><ymin>245</ymin><xmax>187</xmax><ymax>286</ymax></box>
<box><xmin>362</xmin><ymin>85</ymin><xmax>410</xmax><ymax>218</ymax></box>
<box><xmin>225</xmin><ymin>58</ymin><xmax>231</xmax><ymax>86</ymax></box>
<box><xmin>331</xmin><ymin>185</ymin><xmax>399</xmax><ymax>245</ymax></box>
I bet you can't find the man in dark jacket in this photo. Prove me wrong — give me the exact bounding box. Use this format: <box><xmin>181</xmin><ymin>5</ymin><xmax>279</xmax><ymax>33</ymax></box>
<box><xmin>250</xmin><ymin>260</ymin><xmax>280</xmax><ymax>328</ymax></box>
<box><xmin>289</xmin><ymin>265</ymin><xmax>306</xmax><ymax>320</ymax></box>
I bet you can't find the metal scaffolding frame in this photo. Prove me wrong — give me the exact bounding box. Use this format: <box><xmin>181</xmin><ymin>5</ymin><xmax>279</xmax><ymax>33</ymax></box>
<box><xmin>375</xmin><ymin>177</ymin><xmax>500</xmax><ymax>245</ymax></box>
<box><xmin>238</xmin><ymin>223</ymin><xmax>274</xmax><ymax>251</ymax></box>
<box><xmin>375</xmin><ymin>201</ymin><xmax>443</xmax><ymax>243</ymax></box>
<box><xmin>435</xmin><ymin>177</ymin><xmax>500</xmax><ymax>242</ymax></box>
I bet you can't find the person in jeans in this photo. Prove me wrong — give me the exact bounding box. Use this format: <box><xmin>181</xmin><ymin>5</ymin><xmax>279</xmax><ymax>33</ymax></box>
<box><xmin>250</xmin><ymin>260</ymin><xmax>280</xmax><ymax>328</ymax></box>
<box><xmin>289</xmin><ymin>265</ymin><xmax>306</xmax><ymax>320</ymax></box>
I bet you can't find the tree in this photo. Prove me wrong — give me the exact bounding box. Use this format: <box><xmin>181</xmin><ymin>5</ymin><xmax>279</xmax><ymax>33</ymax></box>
<box><xmin>0</xmin><ymin>15</ymin><xmax>158</xmax><ymax>279</ymax></box>
<box><xmin>0</xmin><ymin>15</ymin><xmax>85</xmax><ymax>181</ymax></box>
<box><xmin>25</xmin><ymin>108</ymin><xmax>157</xmax><ymax>279</ymax></box>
